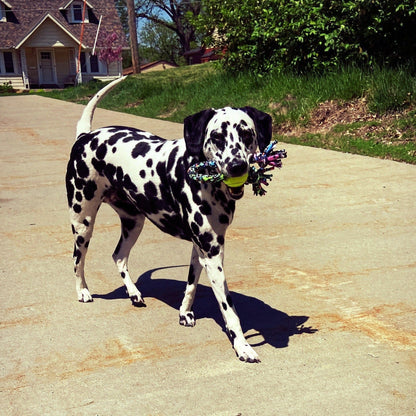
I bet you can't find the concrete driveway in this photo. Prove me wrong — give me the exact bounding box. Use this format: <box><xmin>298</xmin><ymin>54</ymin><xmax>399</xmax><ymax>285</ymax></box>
<box><xmin>0</xmin><ymin>95</ymin><xmax>415</xmax><ymax>416</ymax></box>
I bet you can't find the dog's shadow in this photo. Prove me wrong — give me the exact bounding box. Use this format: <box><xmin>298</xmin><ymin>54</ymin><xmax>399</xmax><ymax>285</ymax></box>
<box><xmin>94</xmin><ymin>265</ymin><xmax>317</xmax><ymax>349</ymax></box>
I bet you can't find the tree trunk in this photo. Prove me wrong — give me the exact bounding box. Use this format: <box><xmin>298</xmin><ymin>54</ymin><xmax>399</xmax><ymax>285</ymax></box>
<box><xmin>127</xmin><ymin>0</ymin><xmax>140</xmax><ymax>74</ymax></box>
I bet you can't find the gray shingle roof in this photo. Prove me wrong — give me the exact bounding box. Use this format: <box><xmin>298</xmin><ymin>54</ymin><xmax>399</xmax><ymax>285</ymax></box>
<box><xmin>0</xmin><ymin>0</ymin><xmax>128</xmax><ymax>49</ymax></box>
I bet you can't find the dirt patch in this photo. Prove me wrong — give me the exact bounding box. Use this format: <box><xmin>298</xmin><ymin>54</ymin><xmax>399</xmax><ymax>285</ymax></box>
<box><xmin>274</xmin><ymin>98</ymin><xmax>415</xmax><ymax>146</ymax></box>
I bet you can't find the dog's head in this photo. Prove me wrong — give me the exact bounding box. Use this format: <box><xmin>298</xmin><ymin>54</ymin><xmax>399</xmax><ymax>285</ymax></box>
<box><xmin>184</xmin><ymin>107</ymin><xmax>272</xmax><ymax>199</ymax></box>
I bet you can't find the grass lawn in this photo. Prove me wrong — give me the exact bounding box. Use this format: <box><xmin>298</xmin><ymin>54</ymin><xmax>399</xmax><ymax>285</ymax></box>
<box><xmin>32</xmin><ymin>63</ymin><xmax>416</xmax><ymax>164</ymax></box>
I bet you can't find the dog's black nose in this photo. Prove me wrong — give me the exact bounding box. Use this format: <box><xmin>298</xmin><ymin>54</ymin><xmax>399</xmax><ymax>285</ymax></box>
<box><xmin>227</xmin><ymin>160</ymin><xmax>248</xmax><ymax>177</ymax></box>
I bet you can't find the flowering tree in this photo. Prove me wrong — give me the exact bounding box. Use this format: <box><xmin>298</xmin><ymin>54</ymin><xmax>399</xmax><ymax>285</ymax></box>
<box><xmin>98</xmin><ymin>31</ymin><xmax>123</xmax><ymax>73</ymax></box>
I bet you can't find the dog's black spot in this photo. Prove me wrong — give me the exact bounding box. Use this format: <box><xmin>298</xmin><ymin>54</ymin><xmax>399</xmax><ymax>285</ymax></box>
<box><xmin>84</xmin><ymin>180</ymin><xmax>97</xmax><ymax>200</ymax></box>
<box><xmin>191</xmin><ymin>222</ymin><xmax>199</xmax><ymax>235</ymax></box>
<box><xmin>121</xmin><ymin>271</ymin><xmax>126</xmax><ymax>278</ymax></box>
<box><xmin>108</xmin><ymin>132</ymin><xmax>128</xmax><ymax>145</ymax></box>
<box><xmin>71</xmin><ymin>224</ymin><xmax>76</xmax><ymax>234</ymax></box>
<box><xmin>144</xmin><ymin>181</ymin><xmax>157</xmax><ymax>199</ymax></box>
<box><xmin>96</xmin><ymin>143</ymin><xmax>107</xmax><ymax>160</ymax></box>
<box><xmin>156</xmin><ymin>161</ymin><xmax>166</xmax><ymax>178</ymax></box>
<box><xmin>200</xmin><ymin>200</ymin><xmax>211</xmax><ymax>216</ymax></box>
<box><xmin>217</xmin><ymin>235</ymin><xmax>224</xmax><ymax>245</ymax></box>
<box><xmin>73</xmin><ymin>204</ymin><xmax>81</xmax><ymax>213</ymax></box>
<box><xmin>66</xmin><ymin>181</ymin><xmax>75</xmax><ymax>206</ymax></box>
<box><xmin>116</xmin><ymin>166</ymin><xmax>124</xmax><ymax>183</ymax></box>
<box><xmin>194</xmin><ymin>211</ymin><xmax>203</xmax><ymax>226</ymax></box>
<box><xmin>222</xmin><ymin>302</ymin><xmax>227</xmax><ymax>311</ymax></box>
<box><xmin>132</xmin><ymin>142</ymin><xmax>151</xmax><ymax>158</ymax></box>
<box><xmin>167</xmin><ymin>146</ymin><xmax>179</xmax><ymax>172</ymax></box>
<box><xmin>75</xmin><ymin>177</ymin><xmax>85</xmax><ymax>190</ymax></box>
<box><xmin>140</xmin><ymin>170</ymin><xmax>146</xmax><ymax>178</ymax></box>
<box><xmin>83</xmin><ymin>219</ymin><xmax>90</xmax><ymax>227</ymax></box>
<box><xmin>76</xmin><ymin>235</ymin><xmax>85</xmax><ymax>245</ymax></box>
<box><xmin>75</xmin><ymin>191</ymin><xmax>83</xmax><ymax>202</ymax></box>
<box><xmin>199</xmin><ymin>232</ymin><xmax>213</xmax><ymax>252</ymax></box>
<box><xmin>76</xmin><ymin>159</ymin><xmax>89</xmax><ymax>178</ymax></box>
<box><xmin>146</xmin><ymin>159</ymin><xmax>153</xmax><ymax>168</ymax></box>
<box><xmin>91</xmin><ymin>158</ymin><xmax>106</xmax><ymax>176</ymax></box>
<box><xmin>73</xmin><ymin>248</ymin><xmax>82</xmax><ymax>264</ymax></box>
<box><xmin>90</xmin><ymin>138</ymin><xmax>98</xmax><ymax>151</ymax></box>
<box><xmin>187</xmin><ymin>264</ymin><xmax>195</xmax><ymax>285</ymax></box>
<box><xmin>112</xmin><ymin>147</ymin><xmax>117</xmax><ymax>153</ymax></box>
<box><xmin>226</xmin><ymin>294</ymin><xmax>233</xmax><ymax>308</ymax></box>
<box><xmin>209</xmin><ymin>245</ymin><xmax>220</xmax><ymax>257</ymax></box>
<box><xmin>104</xmin><ymin>163</ymin><xmax>116</xmax><ymax>181</ymax></box>
<box><xmin>229</xmin><ymin>329</ymin><xmax>236</xmax><ymax>340</ymax></box>
<box><xmin>219</xmin><ymin>214</ymin><xmax>229</xmax><ymax>224</ymax></box>
<box><xmin>123</xmin><ymin>174</ymin><xmax>137</xmax><ymax>192</ymax></box>
<box><xmin>218</xmin><ymin>266</ymin><xmax>223</xmax><ymax>272</ymax></box>
<box><xmin>121</xmin><ymin>217</ymin><xmax>136</xmax><ymax>231</ymax></box>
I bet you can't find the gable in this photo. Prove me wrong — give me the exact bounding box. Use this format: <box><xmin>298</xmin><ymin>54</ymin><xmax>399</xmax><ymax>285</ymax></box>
<box><xmin>18</xmin><ymin>15</ymin><xmax>80</xmax><ymax>48</ymax></box>
<box><xmin>0</xmin><ymin>0</ymin><xmax>128</xmax><ymax>50</ymax></box>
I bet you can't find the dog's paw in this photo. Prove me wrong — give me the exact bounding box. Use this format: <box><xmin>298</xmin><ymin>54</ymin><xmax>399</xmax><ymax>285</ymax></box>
<box><xmin>179</xmin><ymin>311</ymin><xmax>196</xmax><ymax>327</ymax></box>
<box><xmin>234</xmin><ymin>342</ymin><xmax>260</xmax><ymax>363</ymax></box>
<box><xmin>130</xmin><ymin>294</ymin><xmax>146</xmax><ymax>307</ymax></box>
<box><xmin>78</xmin><ymin>288</ymin><xmax>93</xmax><ymax>303</ymax></box>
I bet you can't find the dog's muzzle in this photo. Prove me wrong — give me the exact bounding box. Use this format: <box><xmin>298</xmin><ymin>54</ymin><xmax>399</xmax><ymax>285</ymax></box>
<box><xmin>224</xmin><ymin>160</ymin><xmax>249</xmax><ymax>200</ymax></box>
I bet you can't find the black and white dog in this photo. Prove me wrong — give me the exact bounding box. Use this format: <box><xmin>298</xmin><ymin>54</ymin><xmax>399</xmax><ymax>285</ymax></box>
<box><xmin>66</xmin><ymin>77</ymin><xmax>272</xmax><ymax>362</ymax></box>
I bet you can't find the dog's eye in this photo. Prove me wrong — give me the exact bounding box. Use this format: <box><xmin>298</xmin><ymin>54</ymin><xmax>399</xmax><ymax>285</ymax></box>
<box><xmin>241</xmin><ymin>130</ymin><xmax>253</xmax><ymax>147</ymax></box>
<box><xmin>210</xmin><ymin>132</ymin><xmax>225</xmax><ymax>150</ymax></box>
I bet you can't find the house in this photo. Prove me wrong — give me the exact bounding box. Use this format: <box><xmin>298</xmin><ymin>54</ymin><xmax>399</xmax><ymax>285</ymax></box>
<box><xmin>0</xmin><ymin>0</ymin><xmax>128</xmax><ymax>89</ymax></box>
<box><xmin>123</xmin><ymin>60</ymin><xmax>178</xmax><ymax>75</ymax></box>
<box><xmin>183</xmin><ymin>47</ymin><xmax>224</xmax><ymax>65</ymax></box>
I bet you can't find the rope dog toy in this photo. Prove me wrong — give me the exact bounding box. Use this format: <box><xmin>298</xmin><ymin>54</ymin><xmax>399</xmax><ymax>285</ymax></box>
<box><xmin>188</xmin><ymin>141</ymin><xmax>287</xmax><ymax>196</ymax></box>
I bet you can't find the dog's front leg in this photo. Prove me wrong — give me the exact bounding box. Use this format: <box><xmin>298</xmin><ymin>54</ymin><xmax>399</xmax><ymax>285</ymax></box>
<box><xmin>202</xmin><ymin>254</ymin><xmax>260</xmax><ymax>363</ymax></box>
<box><xmin>179</xmin><ymin>246</ymin><xmax>202</xmax><ymax>327</ymax></box>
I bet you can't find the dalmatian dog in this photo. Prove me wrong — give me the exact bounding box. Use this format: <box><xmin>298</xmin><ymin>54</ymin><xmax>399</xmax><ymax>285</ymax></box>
<box><xmin>66</xmin><ymin>77</ymin><xmax>272</xmax><ymax>362</ymax></box>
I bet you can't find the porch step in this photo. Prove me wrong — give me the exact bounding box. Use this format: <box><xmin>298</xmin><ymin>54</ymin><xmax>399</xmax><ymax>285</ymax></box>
<box><xmin>0</xmin><ymin>76</ymin><xmax>28</xmax><ymax>90</ymax></box>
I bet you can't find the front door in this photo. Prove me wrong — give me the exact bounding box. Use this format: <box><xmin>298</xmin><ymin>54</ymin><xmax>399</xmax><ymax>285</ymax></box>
<box><xmin>39</xmin><ymin>50</ymin><xmax>56</xmax><ymax>85</ymax></box>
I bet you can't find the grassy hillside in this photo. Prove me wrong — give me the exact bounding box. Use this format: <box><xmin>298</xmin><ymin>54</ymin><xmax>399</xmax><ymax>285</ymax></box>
<box><xmin>37</xmin><ymin>63</ymin><xmax>416</xmax><ymax>164</ymax></box>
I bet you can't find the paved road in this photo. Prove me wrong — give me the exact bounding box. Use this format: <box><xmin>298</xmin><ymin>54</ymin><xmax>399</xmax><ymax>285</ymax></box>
<box><xmin>1</xmin><ymin>95</ymin><xmax>415</xmax><ymax>415</ymax></box>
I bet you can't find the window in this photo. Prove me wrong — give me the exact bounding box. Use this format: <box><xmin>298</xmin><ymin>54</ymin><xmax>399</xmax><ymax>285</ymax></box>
<box><xmin>72</xmin><ymin>4</ymin><xmax>82</xmax><ymax>21</ymax></box>
<box><xmin>3</xmin><ymin>51</ymin><xmax>14</xmax><ymax>73</ymax></box>
<box><xmin>80</xmin><ymin>52</ymin><xmax>101</xmax><ymax>74</ymax></box>
<box><xmin>70</xmin><ymin>2</ymin><xmax>88</xmax><ymax>23</ymax></box>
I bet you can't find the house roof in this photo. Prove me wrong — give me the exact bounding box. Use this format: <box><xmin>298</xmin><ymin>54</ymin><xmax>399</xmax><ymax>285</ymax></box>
<box><xmin>0</xmin><ymin>0</ymin><xmax>128</xmax><ymax>49</ymax></box>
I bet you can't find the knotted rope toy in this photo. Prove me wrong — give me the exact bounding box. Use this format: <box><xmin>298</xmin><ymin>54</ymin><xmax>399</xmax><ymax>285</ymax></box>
<box><xmin>187</xmin><ymin>140</ymin><xmax>287</xmax><ymax>196</ymax></box>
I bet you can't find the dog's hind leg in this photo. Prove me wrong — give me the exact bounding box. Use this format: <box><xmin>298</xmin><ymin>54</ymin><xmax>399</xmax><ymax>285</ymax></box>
<box><xmin>70</xmin><ymin>201</ymin><xmax>101</xmax><ymax>303</ymax></box>
<box><xmin>179</xmin><ymin>246</ymin><xmax>203</xmax><ymax>326</ymax></box>
<box><xmin>112</xmin><ymin>213</ymin><xmax>146</xmax><ymax>306</ymax></box>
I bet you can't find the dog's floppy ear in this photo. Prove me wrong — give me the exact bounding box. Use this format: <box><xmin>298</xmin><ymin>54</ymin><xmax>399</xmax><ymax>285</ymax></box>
<box><xmin>242</xmin><ymin>107</ymin><xmax>272</xmax><ymax>152</ymax></box>
<box><xmin>184</xmin><ymin>108</ymin><xmax>216</xmax><ymax>157</ymax></box>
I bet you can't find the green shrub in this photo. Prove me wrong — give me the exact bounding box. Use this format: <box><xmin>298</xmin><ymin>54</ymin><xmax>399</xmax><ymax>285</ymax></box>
<box><xmin>198</xmin><ymin>0</ymin><xmax>416</xmax><ymax>74</ymax></box>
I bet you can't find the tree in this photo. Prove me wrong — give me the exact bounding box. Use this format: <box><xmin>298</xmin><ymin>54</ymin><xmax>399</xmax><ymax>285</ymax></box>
<box><xmin>98</xmin><ymin>31</ymin><xmax>123</xmax><ymax>71</ymax></box>
<box><xmin>135</xmin><ymin>0</ymin><xmax>202</xmax><ymax>62</ymax></box>
<box><xmin>139</xmin><ymin>20</ymin><xmax>183</xmax><ymax>64</ymax></box>
<box><xmin>127</xmin><ymin>0</ymin><xmax>140</xmax><ymax>73</ymax></box>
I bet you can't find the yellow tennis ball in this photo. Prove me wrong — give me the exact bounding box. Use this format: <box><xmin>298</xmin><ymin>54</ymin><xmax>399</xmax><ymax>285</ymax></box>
<box><xmin>223</xmin><ymin>173</ymin><xmax>248</xmax><ymax>188</ymax></box>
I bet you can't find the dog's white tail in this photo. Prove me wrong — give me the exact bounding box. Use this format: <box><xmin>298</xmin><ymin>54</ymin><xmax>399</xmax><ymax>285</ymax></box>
<box><xmin>76</xmin><ymin>75</ymin><xmax>127</xmax><ymax>138</ymax></box>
